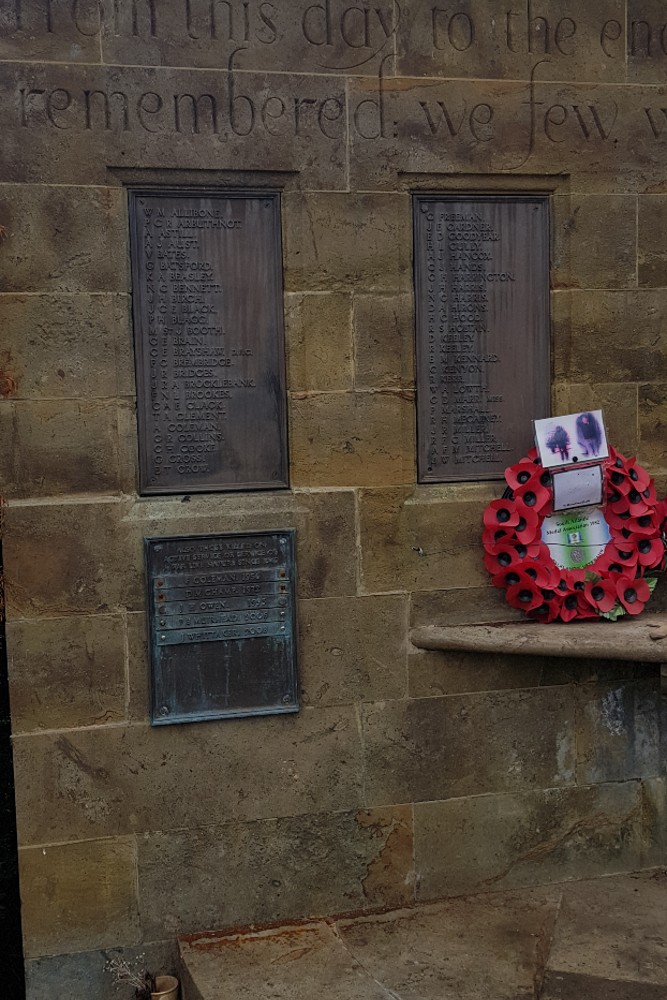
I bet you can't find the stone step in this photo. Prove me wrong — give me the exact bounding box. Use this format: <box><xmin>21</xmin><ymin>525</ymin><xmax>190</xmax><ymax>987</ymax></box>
<box><xmin>178</xmin><ymin>871</ymin><xmax>667</xmax><ymax>1000</ymax></box>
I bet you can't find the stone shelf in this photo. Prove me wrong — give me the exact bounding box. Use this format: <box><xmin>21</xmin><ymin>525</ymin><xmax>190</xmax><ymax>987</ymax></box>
<box><xmin>410</xmin><ymin>614</ymin><xmax>667</xmax><ymax>690</ymax></box>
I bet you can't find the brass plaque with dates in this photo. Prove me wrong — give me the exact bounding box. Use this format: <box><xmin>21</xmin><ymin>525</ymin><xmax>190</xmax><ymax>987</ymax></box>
<box><xmin>146</xmin><ymin>532</ymin><xmax>298</xmax><ymax>725</ymax></box>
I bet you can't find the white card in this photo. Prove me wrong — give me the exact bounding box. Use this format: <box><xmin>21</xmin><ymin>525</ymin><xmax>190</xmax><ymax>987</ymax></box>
<box><xmin>551</xmin><ymin>464</ymin><xmax>604</xmax><ymax>511</ymax></box>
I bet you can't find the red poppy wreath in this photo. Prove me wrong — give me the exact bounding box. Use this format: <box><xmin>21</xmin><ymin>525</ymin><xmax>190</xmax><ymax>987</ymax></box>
<box><xmin>482</xmin><ymin>447</ymin><xmax>667</xmax><ymax>622</ymax></box>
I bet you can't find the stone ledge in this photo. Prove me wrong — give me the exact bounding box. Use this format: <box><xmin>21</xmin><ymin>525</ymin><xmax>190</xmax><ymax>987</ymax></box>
<box><xmin>410</xmin><ymin>614</ymin><xmax>667</xmax><ymax>666</ymax></box>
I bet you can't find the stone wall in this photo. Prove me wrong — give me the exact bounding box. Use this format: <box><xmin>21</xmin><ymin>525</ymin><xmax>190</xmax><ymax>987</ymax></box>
<box><xmin>1</xmin><ymin>1</ymin><xmax>666</xmax><ymax>996</ymax></box>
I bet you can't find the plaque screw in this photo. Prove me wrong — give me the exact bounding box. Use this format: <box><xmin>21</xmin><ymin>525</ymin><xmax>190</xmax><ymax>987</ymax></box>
<box><xmin>160</xmin><ymin>620</ymin><xmax>166</xmax><ymax>626</ymax></box>
<box><xmin>159</xmin><ymin>705</ymin><xmax>170</xmax><ymax>717</ymax></box>
<box><xmin>282</xmin><ymin>694</ymin><xmax>291</xmax><ymax>704</ymax></box>
<box><xmin>280</xmin><ymin>625</ymin><xmax>285</xmax><ymax>631</ymax></box>
<box><xmin>160</xmin><ymin>634</ymin><xmax>166</xmax><ymax>640</ymax></box>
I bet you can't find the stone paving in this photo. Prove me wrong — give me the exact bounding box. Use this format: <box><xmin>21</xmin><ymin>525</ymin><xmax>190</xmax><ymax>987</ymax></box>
<box><xmin>179</xmin><ymin>870</ymin><xmax>667</xmax><ymax>1000</ymax></box>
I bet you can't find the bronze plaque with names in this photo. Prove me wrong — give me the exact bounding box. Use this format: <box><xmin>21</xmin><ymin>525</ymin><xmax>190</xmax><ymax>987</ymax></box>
<box><xmin>130</xmin><ymin>189</ymin><xmax>288</xmax><ymax>495</ymax></box>
<box><xmin>414</xmin><ymin>196</ymin><xmax>550</xmax><ymax>482</ymax></box>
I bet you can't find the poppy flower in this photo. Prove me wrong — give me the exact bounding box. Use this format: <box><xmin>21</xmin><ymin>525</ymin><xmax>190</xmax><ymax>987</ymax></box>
<box><xmin>514</xmin><ymin>506</ymin><xmax>540</xmax><ymax>544</ymax></box>
<box><xmin>616</xmin><ymin>576</ymin><xmax>651</xmax><ymax>615</ymax></box>
<box><xmin>597</xmin><ymin>544</ymin><xmax>638</xmax><ymax>572</ymax></box>
<box><xmin>607</xmin><ymin>467</ymin><xmax>632</xmax><ymax>495</ymax></box>
<box><xmin>625</xmin><ymin>487</ymin><xmax>650</xmax><ymax>516</ymax></box>
<box><xmin>514</xmin><ymin>480</ymin><xmax>551</xmax><ymax>515</ymax></box>
<box><xmin>529</xmin><ymin>600</ymin><xmax>561</xmax><ymax>623</ymax></box>
<box><xmin>506</xmin><ymin>577</ymin><xmax>545</xmax><ymax>611</ymax></box>
<box><xmin>483</xmin><ymin>499</ymin><xmax>520</xmax><ymax>531</ymax></box>
<box><xmin>624</xmin><ymin>458</ymin><xmax>651</xmax><ymax>492</ymax></box>
<box><xmin>608</xmin><ymin>492</ymin><xmax>632</xmax><ymax>516</ymax></box>
<box><xmin>505</xmin><ymin>460</ymin><xmax>539</xmax><ymax>491</ymax></box>
<box><xmin>558</xmin><ymin>591</ymin><xmax>595</xmax><ymax>621</ymax></box>
<box><xmin>583</xmin><ymin>578</ymin><xmax>617</xmax><ymax>613</ymax></box>
<box><xmin>483</xmin><ymin>543</ymin><xmax>524</xmax><ymax>576</ymax></box>
<box><xmin>628</xmin><ymin>534</ymin><xmax>665</xmax><ymax>569</ymax></box>
<box><xmin>605</xmin><ymin>508</ymin><xmax>633</xmax><ymax>532</ymax></box>
<box><xmin>623</xmin><ymin>512</ymin><xmax>659</xmax><ymax>536</ymax></box>
<box><xmin>491</xmin><ymin>567</ymin><xmax>525</xmax><ymax>590</ymax></box>
<box><xmin>521</xmin><ymin>560</ymin><xmax>552</xmax><ymax>588</ymax></box>
<box><xmin>482</xmin><ymin>526</ymin><xmax>513</xmax><ymax>552</ymax></box>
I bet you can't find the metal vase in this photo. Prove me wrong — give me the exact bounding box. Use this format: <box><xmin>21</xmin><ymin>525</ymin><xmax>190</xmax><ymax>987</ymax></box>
<box><xmin>150</xmin><ymin>975</ymin><xmax>179</xmax><ymax>999</ymax></box>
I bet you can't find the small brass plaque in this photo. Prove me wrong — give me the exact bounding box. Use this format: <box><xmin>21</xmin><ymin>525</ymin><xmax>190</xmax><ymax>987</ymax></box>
<box><xmin>146</xmin><ymin>532</ymin><xmax>298</xmax><ymax>725</ymax></box>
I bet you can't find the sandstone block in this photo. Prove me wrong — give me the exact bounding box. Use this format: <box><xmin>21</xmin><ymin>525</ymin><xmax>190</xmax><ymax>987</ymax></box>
<box><xmin>359</xmin><ymin>486</ymin><xmax>494</xmax><ymax>593</ymax></box>
<box><xmin>298</xmin><ymin>595</ymin><xmax>408</xmax><ymax>706</ymax></box>
<box><xmin>126</xmin><ymin>612</ymin><xmax>150</xmax><ymax>723</ymax></box>
<box><xmin>638</xmin><ymin>195</ymin><xmax>667</xmax><ymax>286</ymax></box>
<box><xmin>284</xmin><ymin>292</ymin><xmax>353</xmax><ymax>392</ymax></box>
<box><xmin>414</xmin><ymin>781</ymin><xmax>643</xmax><ymax>898</ymax></box>
<box><xmin>0</xmin><ymin>294</ymin><xmax>127</xmax><ymax>399</ymax></box>
<box><xmin>551</xmin><ymin>194</ymin><xmax>637</xmax><ymax>289</ymax></box>
<box><xmin>361</xmin><ymin>687</ymin><xmax>575</xmax><ymax>806</ymax></box>
<box><xmin>353</xmin><ymin>294</ymin><xmax>414</xmax><ymax>390</ymax></box>
<box><xmin>641</xmin><ymin>777</ymin><xmax>667</xmax><ymax>867</ymax></box>
<box><xmin>137</xmin><ymin>805</ymin><xmax>413</xmax><ymax>938</ymax></box>
<box><xmin>7</xmin><ymin>615</ymin><xmax>126</xmax><ymax>733</ymax></box>
<box><xmin>6</xmin><ymin>399</ymin><xmax>121</xmax><ymax>498</ymax></box>
<box><xmin>639</xmin><ymin>383</ymin><xmax>667</xmax><ymax>473</ymax></box>
<box><xmin>0</xmin><ymin>0</ymin><xmax>102</xmax><ymax>62</ymax></box>
<box><xmin>3</xmin><ymin>500</ymin><xmax>141</xmax><ymax>618</ymax></box>
<box><xmin>283</xmin><ymin>193</ymin><xmax>411</xmax><ymax>292</ymax></box>
<box><xmin>0</xmin><ymin>185</ymin><xmax>127</xmax><ymax>292</ymax></box>
<box><xmin>553</xmin><ymin>290</ymin><xmax>667</xmax><ymax>384</ymax></box>
<box><xmin>289</xmin><ymin>391</ymin><xmax>415</xmax><ymax>487</ymax></box>
<box><xmin>0</xmin><ymin>64</ymin><xmax>347</xmax><ymax>189</ymax></box>
<box><xmin>410</xmin><ymin>587</ymin><xmax>522</xmax><ymax>627</ymax></box>
<box><xmin>408</xmin><ymin>649</ymin><xmax>543</xmax><ymax>698</ymax></box>
<box><xmin>19</xmin><ymin>838</ymin><xmax>140</xmax><ymax>957</ymax></box>
<box><xmin>13</xmin><ymin>706</ymin><xmax>365</xmax><ymax>844</ymax></box>
<box><xmin>576</xmin><ymin>679</ymin><xmax>661</xmax><ymax>784</ymax></box>
<box><xmin>627</xmin><ymin>0</ymin><xmax>667</xmax><ymax>84</ymax></box>
<box><xmin>396</xmin><ymin>0</ymin><xmax>626</xmax><ymax>84</ymax></box>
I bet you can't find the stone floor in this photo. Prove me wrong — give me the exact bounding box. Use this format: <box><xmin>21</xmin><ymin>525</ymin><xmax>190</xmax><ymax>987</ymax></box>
<box><xmin>179</xmin><ymin>869</ymin><xmax>667</xmax><ymax>999</ymax></box>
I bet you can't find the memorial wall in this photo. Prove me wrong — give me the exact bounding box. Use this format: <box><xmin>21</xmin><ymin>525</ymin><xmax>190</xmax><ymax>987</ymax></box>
<box><xmin>1</xmin><ymin>2</ymin><xmax>667</xmax><ymax>996</ymax></box>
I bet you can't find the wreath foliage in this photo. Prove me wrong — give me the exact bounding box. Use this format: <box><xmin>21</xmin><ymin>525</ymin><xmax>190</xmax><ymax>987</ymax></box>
<box><xmin>482</xmin><ymin>447</ymin><xmax>666</xmax><ymax>622</ymax></box>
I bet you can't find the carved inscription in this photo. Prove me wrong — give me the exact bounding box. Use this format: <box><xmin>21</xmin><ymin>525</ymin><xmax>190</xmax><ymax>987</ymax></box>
<box><xmin>130</xmin><ymin>190</ymin><xmax>288</xmax><ymax>494</ymax></box>
<box><xmin>414</xmin><ymin>196</ymin><xmax>550</xmax><ymax>482</ymax></box>
<box><xmin>146</xmin><ymin>531</ymin><xmax>298</xmax><ymax>724</ymax></box>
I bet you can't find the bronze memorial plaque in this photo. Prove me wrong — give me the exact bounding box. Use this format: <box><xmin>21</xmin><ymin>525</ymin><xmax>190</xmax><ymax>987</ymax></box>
<box><xmin>130</xmin><ymin>189</ymin><xmax>288</xmax><ymax>494</ymax></box>
<box><xmin>146</xmin><ymin>531</ymin><xmax>298</xmax><ymax>725</ymax></box>
<box><xmin>414</xmin><ymin>196</ymin><xmax>550</xmax><ymax>482</ymax></box>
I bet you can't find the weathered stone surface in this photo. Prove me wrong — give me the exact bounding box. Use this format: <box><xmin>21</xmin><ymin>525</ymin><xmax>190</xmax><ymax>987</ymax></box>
<box><xmin>298</xmin><ymin>595</ymin><xmax>408</xmax><ymax>706</ymax></box>
<box><xmin>547</xmin><ymin>870</ymin><xmax>667</xmax><ymax>984</ymax></box>
<box><xmin>639</xmin><ymin>383</ymin><xmax>667</xmax><ymax>473</ymax></box>
<box><xmin>13</xmin><ymin>706</ymin><xmax>365</xmax><ymax>844</ymax></box>
<box><xmin>337</xmin><ymin>888</ymin><xmax>561</xmax><ymax>1000</ymax></box>
<box><xmin>0</xmin><ymin>294</ymin><xmax>127</xmax><ymax>399</ymax></box>
<box><xmin>638</xmin><ymin>196</ymin><xmax>667</xmax><ymax>286</ymax></box>
<box><xmin>0</xmin><ymin>0</ymin><xmax>103</xmax><ymax>63</ymax></box>
<box><xmin>126</xmin><ymin>612</ymin><xmax>150</xmax><ymax>723</ymax></box>
<box><xmin>0</xmin><ymin>64</ymin><xmax>347</xmax><ymax>188</ymax></box>
<box><xmin>552</xmin><ymin>194</ymin><xmax>637</xmax><ymax>289</ymax></box>
<box><xmin>396</xmin><ymin>0</ymin><xmax>626</xmax><ymax>83</ymax></box>
<box><xmin>96</xmin><ymin>0</ymin><xmax>396</xmax><ymax>76</ymax></box>
<box><xmin>3</xmin><ymin>489</ymin><xmax>357</xmax><ymax>619</ymax></box>
<box><xmin>359</xmin><ymin>486</ymin><xmax>495</xmax><ymax>594</ymax></box>
<box><xmin>541</xmin><ymin>970</ymin><xmax>667</xmax><ymax>999</ymax></box>
<box><xmin>19</xmin><ymin>838</ymin><xmax>140</xmax><ymax>957</ymax></box>
<box><xmin>3</xmin><ymin>499</ymin><xmax>140</xmax><ymax>618</ymax></box>
<box><xmin>552</xmin><ymin>382</ymin><xmax>639</xmax><ymax>458</ymax></box>
<box><xmin>576</xmin><ymin>680</ymin><xmax>661</xmax><ymax>784</ymax></box>
<box><xmin>0</xmin><ymin>185</ymin><xmax>127</xmax><ymax>292</ymax></box>
<box><xmin>414</xmin><ymin>781</ymin><xmax>643</xmax><ymax>898</ymax></box>
<box><xmin>25</xmin><ymin>939</ymin><xmax>179</xmax><ymax>1000</ymax></box>
<box><xmin>6</xmin><ymin>400</ymin><xmax>121</xmax><ymax>498</ymax></box>
<box><xmin>283</xmin><ymin>193</ymin><xmax>411</xmax><ymax>292</ymax></box>
<box><xmin>289</xmin><ymin>391</ymin><xmax>415</xmax><ymax>487</ymax></box>
<box><xmin>6</xmin><ymin>615</ymin><xmax>126</xmax><ymax>733</ymax></box>
<box><xmin>553</xmin><ymin>290</ymin><xmax>667</xmax><ymax>383</ymax></box>
<box><xmin>353</xmin><ymin>294</ymin><xmax>414</xmax><ymax>390</ymax></box>
<box><xmin>641</xmin><ymin>778</ymin><xmax>667</xmax><ymax>867</ymax></box>
<box><xmin>362</xmin><ymin>688</ymin><xmax>575</xmax><ymax>806</ymax></box>
<box><xmin>627</xmin><ymin>0</ymin><xmax>667</xmax><ymax>83</ymax></box>
<box><xmin>408</xmin><ymin>648</ymin><xmax>543</xmax><ymax>698</ymax></box>
<box><xmin>284</xmin><ymin>292</ymin><xmax>353</xmax><ymax>392</ymax></box>
<box><xmin>138</xmin><ymin>805</ymin><xmax>413</xmax><ymax>938</ymax></box>
<box><xmin>348</xmin><ymin>79</ymin><xmax>667</xmax><ymax>193</ymax></box>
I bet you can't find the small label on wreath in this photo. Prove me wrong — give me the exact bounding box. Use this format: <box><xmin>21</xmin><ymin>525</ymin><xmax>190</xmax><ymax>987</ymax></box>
<box><xmin>542</xmin><ymin>508</ymin><xmax>610</xmax><ymax>570</ymax></box>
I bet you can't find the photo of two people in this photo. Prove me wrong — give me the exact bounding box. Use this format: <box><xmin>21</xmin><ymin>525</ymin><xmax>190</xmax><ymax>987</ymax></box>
<box><xmin>534</xmin><ymin>410</ymin><xmax>608</xmax><ymax>469</ymax></box>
